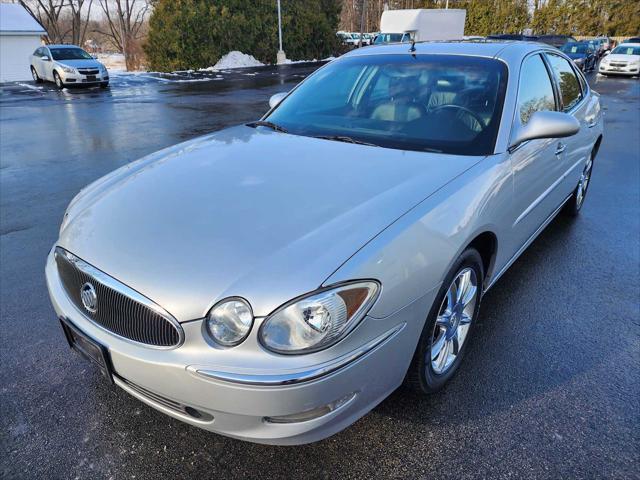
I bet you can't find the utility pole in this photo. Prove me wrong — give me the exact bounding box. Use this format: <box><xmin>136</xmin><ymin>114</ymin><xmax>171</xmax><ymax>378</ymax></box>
<box><xmin>358</xmin><ymin>0</ymin><xmax>367</xmax><ymax>48</ymax></box>
<box><xmin>276</xmin><ymin>0</ymin><xmax>287</xmax><ymax>64</ymax></box>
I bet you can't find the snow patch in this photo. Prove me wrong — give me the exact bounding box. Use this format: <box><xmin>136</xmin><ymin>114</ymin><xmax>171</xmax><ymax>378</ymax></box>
<box><xmin>200</xmin><ymin>51</ymin><xmax>265</xmax><ymax>71</ymax></box>
<box><xmin>16</xmin><ymin>82</ymin><xmax>42</xmax><ymax>91</ymax></box>
<box><xmin>97</xmin><ymin>53</ymin><xmax>127</xmax><ymax>71</ymax></box>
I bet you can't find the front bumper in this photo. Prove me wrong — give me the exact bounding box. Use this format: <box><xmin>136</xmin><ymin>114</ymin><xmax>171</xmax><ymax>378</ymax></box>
<box><xmin>59</xmin><ymin>71</ymin><xmax>109</xmax><ymax>84</ymax></box>
<box><xmin>45</xmin><ymin>247</ymin><xmax>433</xmax><ymax>444</ymax></box>
<box><xmin>599</xmin><ymin>64</ymin><xmax>640</xmax><ymax>75</ymax></box>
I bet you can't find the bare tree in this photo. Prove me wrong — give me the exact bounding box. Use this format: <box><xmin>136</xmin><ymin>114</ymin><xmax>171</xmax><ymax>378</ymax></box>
<box><xmin>67</xmin><ymin>0</ymin><xmax>94</xmax><ymax>46</ymax></box>
<box><xmin>18</xmin><ymin>0</ymin><xmax>66</xmax><ymax>43</ymax></box>
<box><xmin>97</xmin><ymin>0</ymin><xmax>149</xmax><ymax>70</ymax></box>
<box><xmin>19</xmin><ymin>0</ymin><xmax>94</xmax><ymax>45</ymax></box>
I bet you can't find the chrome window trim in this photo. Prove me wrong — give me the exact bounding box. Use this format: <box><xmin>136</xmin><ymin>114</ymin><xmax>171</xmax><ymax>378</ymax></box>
<box><xmin>55</xmin><ymin>247</ymin><xmax>185</xmax><ymax>350</ymax></box>
<box><xmin>187</xmin><ymin>323</ymin><xmax>405</xmax><ymax>386</ymax></box>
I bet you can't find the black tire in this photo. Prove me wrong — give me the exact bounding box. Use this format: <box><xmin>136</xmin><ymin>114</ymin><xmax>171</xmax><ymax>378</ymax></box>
<box><xmin>31</xmin><ymin>66</ymin><xmax>43</xmax><ymax>83</ymax></box>
<box><xmin>405</xmin><ymin>248</ymin><xmax>484</xmax><ymax>394</ymax></box>
<box><xmin>563</xmin><ymin>150</ymin><xmax>594</xmax><ymax>217</ymax></box>
<box><xmin>53</xmin><ymin>71</ymin><xmax>64</xmax><ymax>90</ymax></box>
<box><xmin>100</xmin><ymin>82</ymin><xmax>109</xmax><ymax>89</ymax></box>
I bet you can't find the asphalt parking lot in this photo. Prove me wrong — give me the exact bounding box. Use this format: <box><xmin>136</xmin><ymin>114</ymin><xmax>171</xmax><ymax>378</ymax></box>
<box><xmin>1</xmin><ymin>65</ymin><xmax>638</xmax><ymax>479</ymax></box>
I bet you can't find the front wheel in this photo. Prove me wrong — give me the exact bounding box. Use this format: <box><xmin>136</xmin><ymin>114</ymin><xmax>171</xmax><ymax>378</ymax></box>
<box><xmin>100</xmin><ymin>82</ymin><xmax>109</xmax><ymax>89</ymax></box>
<box><xmin>53</xmin><ymin>71</ymin><xmax>64</xmax><ymax>90</ymax></box>
<box><xmin>563</xmin><ymin>152</ymin><xmax>594</xmax><ymax>217</ymax></box>
<box><xmin>406</xmin><ymin>248</ymin><xmax>484</xmax><ymax>394</ymax></box>
<box><xmin>31</xmin><ymin>67</ymin><xmax>42</xmax><ymax>83</ymax></box>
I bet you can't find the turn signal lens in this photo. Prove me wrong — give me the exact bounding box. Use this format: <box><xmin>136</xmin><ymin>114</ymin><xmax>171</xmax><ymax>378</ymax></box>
<box><xmin>206</xmin><ymin>298</ymin><xmax>253</xmax><ymax>347</ymax></box>
<box><xmin>259</xmin><ymin>281</ymin><xmax>379</xmax><ymax>354</ymax></box>
<box><xmin>263</xmin><ymin>392</ymin><xmax>356</xmax><ymax>424</ymax></box>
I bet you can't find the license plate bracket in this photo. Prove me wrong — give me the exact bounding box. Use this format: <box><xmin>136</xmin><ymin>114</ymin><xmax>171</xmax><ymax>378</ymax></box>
<box><xmin>86</xmin><ymin>75</ymin><xmax>96</xmax><ymax>81</ymax></box>
<box><xmin>60</xmin><ymin>317</ymin><xmax>114</xmax><ymax>384</ymax></box>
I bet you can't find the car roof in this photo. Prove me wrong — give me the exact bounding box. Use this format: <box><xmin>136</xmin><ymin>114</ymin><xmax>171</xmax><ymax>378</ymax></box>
<box><xmin>342</xmin><ymin>40</ymin><xmax>555</xmax><ymax>61</ymax></box>
<box><xmin>46</xmin><ymin>44</ymin><xmax>82</xmax><ymax>49</ymax></box>
<box><xmin>617</xmin><ymin>42</ymin><xmax>640</xmax><ymax>47</ymax></box>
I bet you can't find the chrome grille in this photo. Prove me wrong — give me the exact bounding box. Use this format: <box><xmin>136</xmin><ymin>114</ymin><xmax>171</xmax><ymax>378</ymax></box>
<box><xmin>55</xmin><ymin>247</ymin><xmax>183</xmax><ymax>348</ymax></box>
<box><xmin>78</xmin><ymin>68</ymin><xmax>99</xmax><ymax>75</ymax></box>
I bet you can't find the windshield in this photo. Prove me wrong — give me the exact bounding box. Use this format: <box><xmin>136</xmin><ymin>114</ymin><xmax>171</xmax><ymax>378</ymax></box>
<box><xmin>562</xmin><ymin>44</ymin><xmax>588</xmax><ymax>54</ymax></box>
<box><xmin>611</xmin><ymin>45</ymin><xmax>640</xmax><ymax>55</ymax></box>
<box><xmin>50</xmin><ymin>47</ymin><xmax>93</xmax><ymax>61</ymax></box>
<box><xmin>374</xmin><ymin>33</ymin><xmax>407</xmax><ymax>44</ymax></box>
<box><xmin>265</xmin><ymin>55</ymin><xmax>508</xmax><ymax>155</ymax></box>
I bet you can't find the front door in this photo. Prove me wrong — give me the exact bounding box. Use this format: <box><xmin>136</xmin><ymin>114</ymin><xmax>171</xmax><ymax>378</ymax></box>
<box><xmin>508</xmin><ymin>53</ymin><xmax>569</xmax><ymax>255</ymax></box>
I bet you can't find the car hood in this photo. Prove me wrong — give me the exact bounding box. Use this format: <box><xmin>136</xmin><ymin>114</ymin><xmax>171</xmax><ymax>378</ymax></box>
<box><xmin>59</xmin><ymin>126</ymin><xmax>482</xmax><ymax>321</ymax></box>
<box><xmin>56</xmin><ymin>59</ymin><xmax>102</xmax><ymax>69</ymax></box>
<box><xmin>566</xmin><ymin>52</ymin><xmax>587</xmax><ymax>60</ymax></box>
<box><xmin>605</xmin><ymin>54</ymin><xmax>638</xmax><ymax>62</ymax></box>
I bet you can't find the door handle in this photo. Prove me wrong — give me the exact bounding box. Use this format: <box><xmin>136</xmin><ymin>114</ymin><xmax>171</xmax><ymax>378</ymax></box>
<box><xmin>555</xmin><ymin>143</ymin><xmax>566</xmax><ymax>155</ymax></box>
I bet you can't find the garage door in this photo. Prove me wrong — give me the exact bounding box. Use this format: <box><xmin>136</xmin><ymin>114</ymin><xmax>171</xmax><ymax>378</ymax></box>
<box><xmin>0</xmin><ymin>35</ymin><xmax>41</xmax><ymax>82</ymax></box>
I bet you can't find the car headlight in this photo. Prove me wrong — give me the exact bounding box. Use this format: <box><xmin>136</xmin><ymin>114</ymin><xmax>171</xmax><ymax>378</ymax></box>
<box><xmin>206</xmin><ymin>298</ymin><xmax>254</xmax><ymax>346</ymax></box>
<box><xmin>259</xmin><ymin>281</ymin><xmax>380</xmax><ymax>354</ymax></box>
<box><xmin>61</xmin><ymin>66</ymin><xmax>77</xmax><ymax>74</ymax></box>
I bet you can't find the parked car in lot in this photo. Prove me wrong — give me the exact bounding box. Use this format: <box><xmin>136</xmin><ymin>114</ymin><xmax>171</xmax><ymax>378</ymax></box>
<box><xmin>47</xmin><ymin>41</ymin><xmax>603</xmax><ymax>445</ymax></box>
<box><xmin>598</xmin><ymin>43</ymin><xmax>640</xmax><ymax>77</ymax></box>
<box><xmin>560</xmin><ymin>41</ymin><xmax>597</xmax><ymax>71</ymax></box>
<box><xmin>30</xmin><ymin>44</ymin><xmax>109</xmax><ymax>89</ymax></box>
<box><xmin>625</xmin><ymin>36</ymin><xmax>640</xmax><ymax>44</ymax></box>
<box><xmin>591</xmin><ymin>36</ymin><xmax>613</xmax><ymax>56</ymax></box>
<box><xmin>536</xmin><ymin>34</ymin><xmax>577</xmax><ymax>48</ymax></box>
<box><xmin>486</xmin><ymin>33</ymin><xmax>537</xmax><ymax>41</ymax></box>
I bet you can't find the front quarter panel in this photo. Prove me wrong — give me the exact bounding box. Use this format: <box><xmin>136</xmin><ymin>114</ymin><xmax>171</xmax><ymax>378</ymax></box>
<box><xmin>325</xmin><ymin>152</ymin><xmax>513</xmax><ymax>320</ymax></box>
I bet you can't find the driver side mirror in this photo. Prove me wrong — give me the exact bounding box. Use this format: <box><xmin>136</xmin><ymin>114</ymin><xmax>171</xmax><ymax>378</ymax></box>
<box><xmin>509</xmin><ymin>111</ymin><xmax>580</xmax><ymax>151</ymax></box>
<box><xmin>41</xmin><ymin>55</ymin><xmax>50</xmax><ymax>62</ymax></box>
<box><xmin>269</xmin><ymin>91</ymin><xmax>288</xmax><ymax>109</ymax></box>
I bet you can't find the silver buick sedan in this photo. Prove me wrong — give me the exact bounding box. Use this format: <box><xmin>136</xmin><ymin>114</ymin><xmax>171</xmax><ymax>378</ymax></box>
<box><xmin>46</xmin><ymin>41</ymin><xmax>603</xmax><ymax>445</ymax></box>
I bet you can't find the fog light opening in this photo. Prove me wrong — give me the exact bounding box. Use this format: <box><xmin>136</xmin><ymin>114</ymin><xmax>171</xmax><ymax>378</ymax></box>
<box><xmin>263</xmin><ymin>392</ymin><xmax>357</xmax><ymax>424</ymax></box>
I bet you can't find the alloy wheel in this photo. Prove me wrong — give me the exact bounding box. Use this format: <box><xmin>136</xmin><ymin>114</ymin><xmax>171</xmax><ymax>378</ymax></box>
<box><xmin>430</xmin><ymin>267</ymin><xmax>478</xmax><ymax>375</ymax></box>
<box><xmin>576</xmin><ymin>155</ymin><xmax>593</xmax><ymax>209</ymax></box>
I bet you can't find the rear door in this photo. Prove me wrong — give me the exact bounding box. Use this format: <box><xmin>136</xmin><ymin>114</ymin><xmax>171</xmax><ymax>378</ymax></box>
<box><xmin>508</xmin><ymin>52</ymin><xmax>566</xmax><ymax>251</ymax></box>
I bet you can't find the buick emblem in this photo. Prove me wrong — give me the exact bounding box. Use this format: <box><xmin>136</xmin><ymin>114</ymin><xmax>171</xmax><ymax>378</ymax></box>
<box><xmin>80</xmin><ymin>282</ymin><xmax>97</xmax><ymax>313</ymax></box>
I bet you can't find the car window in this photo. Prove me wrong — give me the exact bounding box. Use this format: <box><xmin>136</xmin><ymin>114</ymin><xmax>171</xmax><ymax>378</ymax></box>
<box><xmin>49</xmin><ymin>47</ymin><xmax>93</xmax><ymax>61</ymax></box>
<box><xmin>545</xmin><ymin>53</ymin><xmax>583</xmax><ymax>112</ymax></box>
<box><xmin>517</xmin><ymin>54</ymin><xmax>557</xmax><ymax>124</ymax></box>
<box><xmin>611</xmin><ymin>46</ymin><xmax>640</xmax><ymax>55</ymax></box>
<box><xmin>266</xmin><ymin>54</ymin><xmax>508</xmax><ymax>156</ymax></box>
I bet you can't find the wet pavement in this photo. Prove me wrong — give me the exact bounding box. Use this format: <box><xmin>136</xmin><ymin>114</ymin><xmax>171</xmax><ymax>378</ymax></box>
<box><xmin>1</xmin><ymin>65</ymin><xmax>639</xmax><ymax>479</ymax></box>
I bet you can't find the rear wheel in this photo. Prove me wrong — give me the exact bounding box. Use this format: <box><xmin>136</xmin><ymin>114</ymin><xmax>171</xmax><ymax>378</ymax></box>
<box><xmin>53</xmin><ymin>71</ymin><xmax>64</xmax><ymax>89</ymax></box>
<box><xmin>31</xmin><ymin>67</ymin><xmax>42</xmax><ymax>83</ymax></box>
<box><xmin>563</xmin><ymin>152</ymin><xmax>594</xmax><ymax>217</ymax></box>
<box><xmin>406</xmin><ymin>248</ymin><xmax>483</xmax><ymax>394</ymax></box>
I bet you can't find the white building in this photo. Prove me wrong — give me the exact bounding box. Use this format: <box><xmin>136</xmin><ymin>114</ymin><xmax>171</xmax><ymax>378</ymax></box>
<box><xmin>0</xmin><ymin>3</ymin><xmax>47</xmax><ymax>82</ymax></box>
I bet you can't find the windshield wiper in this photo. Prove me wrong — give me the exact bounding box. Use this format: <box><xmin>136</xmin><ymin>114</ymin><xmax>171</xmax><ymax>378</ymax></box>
<box><xmin>314</xmin><ymin>135</ymin><xmax>379</xmax><ymax>147</ymax></box>
<box><xmin>246</xmin><ymin>120</ymin><xmax>288</xmax><ymax>133</ymax></box>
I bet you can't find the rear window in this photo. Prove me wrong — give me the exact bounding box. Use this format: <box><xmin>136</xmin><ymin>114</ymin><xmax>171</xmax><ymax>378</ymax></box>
<box><xmin>265</xmin><ymin>54</ymin><xmax>508</xmax><ymax>156</ymax></box>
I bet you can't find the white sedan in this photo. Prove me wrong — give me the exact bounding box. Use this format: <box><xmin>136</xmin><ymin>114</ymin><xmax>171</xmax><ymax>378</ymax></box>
<box><xmin>599</xmin><ymin>43</ymin><xmax>640</xmax><ymax>77</ymax></box>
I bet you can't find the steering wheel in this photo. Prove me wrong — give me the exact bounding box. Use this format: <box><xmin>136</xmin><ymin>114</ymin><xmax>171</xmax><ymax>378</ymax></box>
<box><xmin>429</xmin><ymin>104</ymin><xmax>485</xmax><ymax>133</ymax></box>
